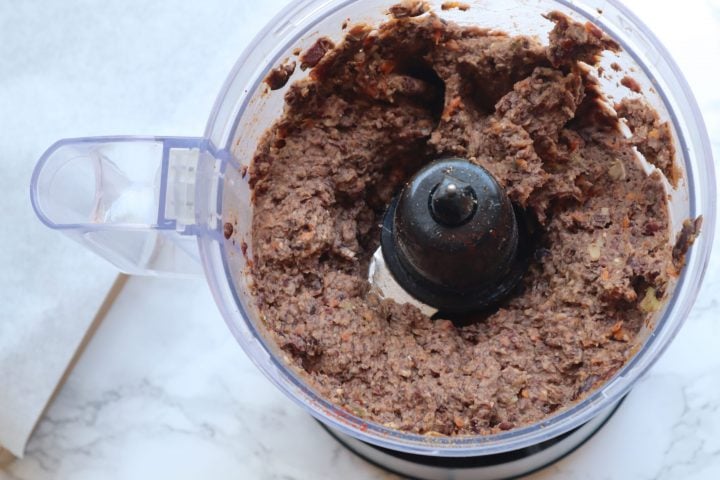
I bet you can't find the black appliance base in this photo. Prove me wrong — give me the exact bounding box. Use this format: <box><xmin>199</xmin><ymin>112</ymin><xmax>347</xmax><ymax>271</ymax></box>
<box><xmin>318</xmin><ymin>397</ymin><xmax>624</xmax><ymax>480</ymax></box>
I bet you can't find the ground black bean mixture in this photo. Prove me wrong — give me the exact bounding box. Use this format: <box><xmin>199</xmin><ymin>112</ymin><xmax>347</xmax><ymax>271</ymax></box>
<box><xmin>247</xmin><ymin>3</ymin><xmax>695</xmax><ymax>435</ymax></box>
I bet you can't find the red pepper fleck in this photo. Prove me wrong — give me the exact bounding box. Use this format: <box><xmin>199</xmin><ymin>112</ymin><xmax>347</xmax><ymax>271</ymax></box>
<box><xmin>300</xmin><ymin>37</ymin><xmax>335</xmax><ymax>70</ymax></box>
<box><xmin>379</xmin><ymin>60</ymin><xmax>396</xmax><ymax>75</ymax></box>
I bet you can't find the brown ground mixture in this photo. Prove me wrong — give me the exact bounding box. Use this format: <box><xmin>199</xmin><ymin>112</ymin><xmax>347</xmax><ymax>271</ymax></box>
<box><xmin>247</xmin><ymin>6</ymin><xmax>687</xmax><ymax>435</ymax></box>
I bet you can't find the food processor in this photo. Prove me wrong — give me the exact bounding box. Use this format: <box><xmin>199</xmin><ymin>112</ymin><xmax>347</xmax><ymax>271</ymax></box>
<box><xmin>30</xmin><ymin>0</ymin><xmax>716</xmax><ymax>479</ymax></box>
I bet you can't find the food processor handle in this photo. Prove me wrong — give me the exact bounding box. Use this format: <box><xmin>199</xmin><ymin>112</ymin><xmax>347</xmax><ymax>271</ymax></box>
<box><xmin>30</xmin><ymin>136</ymin><xmax>216</xmax><ymax>278</ymax></box>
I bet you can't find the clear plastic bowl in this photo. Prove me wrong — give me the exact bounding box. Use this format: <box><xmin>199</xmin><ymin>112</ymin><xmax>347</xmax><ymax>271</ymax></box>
<box><xmin>32</xmin><ymin>0</ymin><xmax>716</xmax><ymax>457</ymax></box>
<box><xmin>212</xmin><ymin>0</ymin><xmax>716</xmax><ymax>456</ymax></box>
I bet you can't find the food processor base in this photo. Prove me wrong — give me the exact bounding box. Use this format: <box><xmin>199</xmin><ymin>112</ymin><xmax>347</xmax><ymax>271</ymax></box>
<box><xmin>318</xmin><ymin>397</ymin><xmax>624</xmax><ymax>480</ymax></box>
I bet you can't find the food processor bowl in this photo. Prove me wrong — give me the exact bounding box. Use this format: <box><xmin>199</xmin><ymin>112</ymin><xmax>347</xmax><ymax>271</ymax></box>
<box><xmin>31</xmin><ymin>0</ymin><xmax>716</xmax><ymax>478</ymax></box>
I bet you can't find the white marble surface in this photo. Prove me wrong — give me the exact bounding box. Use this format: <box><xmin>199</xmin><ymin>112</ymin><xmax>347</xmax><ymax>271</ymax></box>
<box><xmin>1</xmin><ymin>0</ymin><xmax>719</xmax><ymax>479</ymax></box>
<box><xmin>0</xmin><ymin>0</ymin><xmax>125</xmax><ymax>456</ymax></box>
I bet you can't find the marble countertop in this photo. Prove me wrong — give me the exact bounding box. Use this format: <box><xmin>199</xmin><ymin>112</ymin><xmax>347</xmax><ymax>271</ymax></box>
<box><xmin>2</xmin><ymin>0</ymin><xmax>719</xmax><ymax>479</ymax></box>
